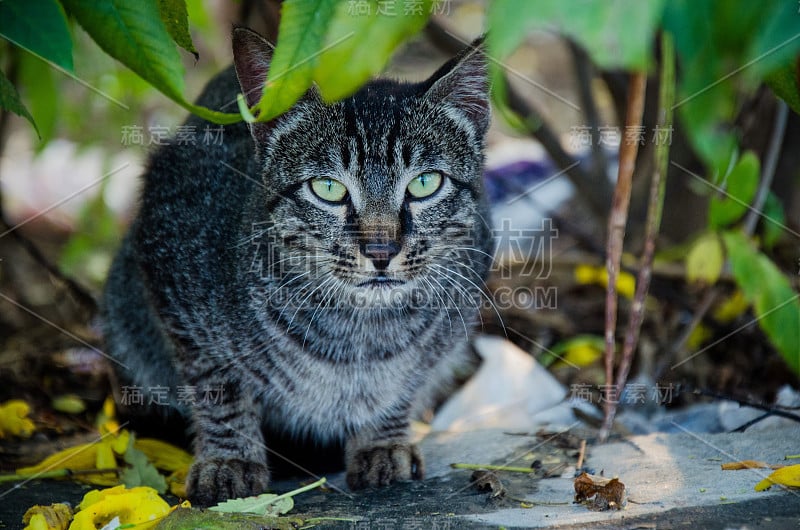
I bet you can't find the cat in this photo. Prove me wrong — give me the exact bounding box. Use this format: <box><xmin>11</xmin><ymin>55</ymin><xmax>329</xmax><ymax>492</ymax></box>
<box><xmin>102</xmin><ymin>27</ymin><xmax>492</xmax><ymax>505</ymax></box>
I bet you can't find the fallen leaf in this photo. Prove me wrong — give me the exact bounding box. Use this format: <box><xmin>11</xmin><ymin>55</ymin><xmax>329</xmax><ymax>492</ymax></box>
<box><xmin>71</xmin><ymin>485</ymin><xmax>172</xmax><ymax>530</ymax></box>
<box><xmin>0</xmin><ymin>399</ymin><xmax>36</xmax><ymax>438</ymax></box>
<box><xmin>471</xmin><ymin>470</ymin><xmax>506</xmax><ymax>498</ymax></box>
<box><xmin>755</xmin><ymin>464</ymin><xmax>800</xmax><ymax>491</ymax></box>
<box><xmin>121</xmin><ymin>438</ymin><xmax>168</xmax><ymax>494</ymax></box>
<box><xmin>574</xmin><ymin>472</ymin><xmax>626</xmax><ymax>510</ymax></box>
<box><xmin>209</xmin><ymin>493</ymin><xmax>294</xmax><ymax>516</ymax></box>
<box><xmin>721</xmin><ymin>460</ymin><xmax>770</xmax><ymax>470</ymax></box>
<box><xmin>22</xmin><ymin>503</ymin><xmax>72</xmax><ymax>530</ymax></box>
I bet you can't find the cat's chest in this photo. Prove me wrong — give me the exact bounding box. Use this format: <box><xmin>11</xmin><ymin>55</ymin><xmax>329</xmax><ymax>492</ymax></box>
<box><xmin>260</xmin><ymin>352</ymin><xmax>418</xmax><ymax>438</ymax></box>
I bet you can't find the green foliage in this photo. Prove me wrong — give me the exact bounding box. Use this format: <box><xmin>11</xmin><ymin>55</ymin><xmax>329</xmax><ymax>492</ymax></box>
<box><xmin>708</xmin><ymin>151</ymin><xmax>760</xmax><ymax>229</ymax></box>
<box><xmin>685</xmin><ymin>231</ymin><xmax>724</xmax><ymax>285</ymax></box>
<box><xmin>18</xmin><ymin>52</ymin><xmax>58</xmax><ymax>146</ymax></box>
<box><xmin>663</xmin><ymin>0</ymin><xmax>800</xmax><ymax>178</ymax></box>
<box><xmin>255</xmin><ymin>0</ymin><xmax>339</xmax><ymax>122</ymax></box>
<box><xmin>0</xmin><ymin>69</ymin><xmax>38</xmax><ymax>135</ymax></box>
<box><xmin>723</xmin><ymin>231</ymin><xmax>800</xmax><ymax>374</ymax></box>
<box><xmin>0</xmin><ymin>0</ymin><xmax>73</xmax><ymax>71</ymax></box>
<box><xmin>121</xmin><ymin>435</ymin><xmax>168</xmax><ymax>493</ymax></box>
<box><xmin>312</xmin><ymin>0</ymin><xmax>432</xmax><ymax>102</ymax></box>
<box><xmin>488</xmin><ymin>0</ymin><xmax>664</xmax><ymax>71</ymax></box>
<box><xmin>157</xmin><ymin>0</ymin><xmax>198</xmax><ymax>59</ymax></box>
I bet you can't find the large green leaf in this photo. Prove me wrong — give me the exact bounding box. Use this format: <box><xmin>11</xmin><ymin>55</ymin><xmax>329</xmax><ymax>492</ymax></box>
<box><xmin>61</xmin><ymin>0</ymin><xmax>240</xmax><ymax>124</ymax></box>
<box><xmin>664</xmin><ymin>0</ymin><xmax>800</xmax><ymax>176</ymax></box>
<box><xmin>488</xmin><ymin>0</ymin><xmax>665</xmax><ymax>71</ymax></box>
<box><xmin>62</xmin><ymin>0</ymin><xmax>184</xmax><ymax>100</ymax></box>
<box><xmin>708</xmin><ymin>151</ymin><xmax>760</xmax><ymax>229</ymax></box>
<box><xmin>256</xmin><ymin>0</ymin><xmax>338</xmax><ymax>122</ymax></box>
<box><xmin>0</xmin><ymin>0</ymin><xmax>73</xmax><ymax>71</ymax></box>
<box><xmin>157</xmin><ymin>0</ymin><xmax>198</xmax><ymax>59</ymax></box>
<box><xmin>723</xmin><ymin>231</ymin><xmax>800</xmax><ymax>375</ymax></box>
<box><xmin>0</xmin><ymin>69</ymin><xmax>39</xmax><ymax>136</ymax></box>
<box><xmin>313</xmin><ymin>0</ymin><xmax>433</xmax><ymax>102</ymax></box>
<box><xmin>765</xmin><ymin>59</ymin><xmax>800</xmax><ymax>116</ymax></box>
<box><xmin>19</xmin><ymin>52</ymin><xmax>58</xmax><ymax>146</ymax></box>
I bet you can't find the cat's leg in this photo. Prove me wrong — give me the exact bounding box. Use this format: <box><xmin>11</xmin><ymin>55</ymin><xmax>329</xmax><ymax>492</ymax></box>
<box><xmin>345</xmin><ymin>413</ymin><xmax>424</xmax><ymax>489</ymax></box>
<box><xmin>184</xmin><ymin>373</ymin><xmax>270</xmax><ymax>505</ymax></box>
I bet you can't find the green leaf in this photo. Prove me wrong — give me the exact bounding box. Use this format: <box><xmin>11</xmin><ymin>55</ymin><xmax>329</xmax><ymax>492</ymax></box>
<box><xmin>765</xmin><ymin>59</ymin><xmax>800</xmax><ymax>116</ymax></box>
<box><xmin>61</xmin><ymin>0</ymin><xmax>240</xmax><ymax>125</ymax></box>
<box><xmin>488</xmin><ymin>0</ymin><xmax>665</xmax><ymax>71</ymax></box>
<box><xmin>62</xmin><ymin>0</ymin><xmax>184</xmax><ymax>100</ymax></box>
<box><xmin>723</xmin><ymin>231</ymin><xmax>800</xmax><ymax>375</ymax></box>
<box><xmin>210</xmin><ymin>477</ymin><xmax>326</xmax><ymax>515</ymax></box>
<box><xmin>18</xmin><ymin>52</ymin><xmax>58</xmax><ymax>146</ymax></box>
<box><xmin>255</xmin><ymin>0</ymin><xmax>338</xmax><ymax>122</ymax></box>
<box><xmin>685</xmin><ymin>231</ymin><xmax>724</xmax><ymax>285</ymax></box>
<box><xmin>0</xmin><ymin>69</ymin><xmax>39</xmax><ymax>136</ymax></box>
<box><xmin>709</xmin><ymin>151</ymin><xmax>760</xmax><ymax>229</ymax></box>
<box><xmin>0</xmin><ymin>0</ymin><xmax>73</xmax><ymax>71</ymax></box>
<box><xmin>121</xmin><ymin>436</ymin><xmax>168</xmax><ymax>494</ymax></box>
<box><xmin>210</xmin><ymin>493</ymin><xmax>294</xmax><ymax>516</ymax></box>
<box><xmin>313</xmin><ymin>0</ymin><xmax>433</xmax><ymax>102</ymax></box>
<box><xmin>157</xmin><ymin>0</ymin><xmax>198</xmax><ymax>59</ymax></box>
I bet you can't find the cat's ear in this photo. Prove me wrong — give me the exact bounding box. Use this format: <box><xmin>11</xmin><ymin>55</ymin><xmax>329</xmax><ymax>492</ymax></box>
<box><xmin>232</xmin><ymin>27</ymin><xmax>275</xmax><ymax>143</ymax></box>
<box><xmin>423</xmin><ymin>37</ymin><xmax>490</xmax><ymax>135</ymax></box>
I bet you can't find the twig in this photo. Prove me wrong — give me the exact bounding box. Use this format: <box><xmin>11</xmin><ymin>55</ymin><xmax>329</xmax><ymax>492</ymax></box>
<box><xmin>576</xmin><ymin>439</ymin><xmax>587</xmax><ymax>470</ymax></box>
<box><xmin>743</xmin><ymin>100</ymin><xmax>788</xmax><ymax>235</ymax></box>
<box><xmin>450</xmin><ymin>463</ymin><xmax>533</xmax><ymax>473</ymax></box>
<box><xmin>569</xmin><ymin>41</ymin><xmax>606</xmax><ymax>178</ymax></box>
<box><xmin>601</xmin><ymin>33</ymin><xmax>676</xmax><ymax>441</ymax></box>
<box><xmin>692</xmin><ymin>388</ymin><xmax>800</xmax><ymax>425</ymax></box>
<box><xmin>599</xmin><ymin>70</ymin><xmax>647</xmax><ymax>442</ymax></box>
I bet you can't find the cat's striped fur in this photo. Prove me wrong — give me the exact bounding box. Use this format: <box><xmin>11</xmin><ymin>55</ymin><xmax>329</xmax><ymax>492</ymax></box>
<box><xmin>102</xmin><ymin>27</ymin><xmax>492</xmax><ymax>505</ymax></box>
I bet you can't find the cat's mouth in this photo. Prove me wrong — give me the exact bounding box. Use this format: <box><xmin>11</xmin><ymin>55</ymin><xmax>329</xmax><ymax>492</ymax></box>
<box><xmin>356</xmin><ymin>276</ymin><xmax>406</xmax><ymax>288</ymax></box>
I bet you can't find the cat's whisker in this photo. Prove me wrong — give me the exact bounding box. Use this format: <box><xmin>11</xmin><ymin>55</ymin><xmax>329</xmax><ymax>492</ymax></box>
<box><xmin>431</xmin><ymin>263</ymin><xmax>506</xmax><ymax>336</ymax></box>
<box><xmin>428</xmin><ymin>269</ymin><xmax>471</xmax><ymax>339</ymax></box>
<box><xmin>285</xmin><ymin>275</ymin><xmax>339</xmax><ymax>335</ymax></box>
<box><xmin>420</xmin><ymin>274</ymin><xmax>456</xmax><ymax>337</ymax></box>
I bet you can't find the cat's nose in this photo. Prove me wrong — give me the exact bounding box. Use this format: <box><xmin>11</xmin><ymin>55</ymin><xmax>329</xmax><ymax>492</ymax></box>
<box><xmin>362</xmin><ymin>238</ymin><xmax>401</xmax><ymax>271</ymax></box>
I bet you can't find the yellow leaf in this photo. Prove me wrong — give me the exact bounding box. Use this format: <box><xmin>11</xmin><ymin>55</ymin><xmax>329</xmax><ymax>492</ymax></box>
<box><xmin>95</xmin><ymin>443</ymin><xmax>115</xmax><ymax>470</ymax></box>
<box><xmin>712</xmin><ymin>290</ymin><xmax>749</xmax><ymax>323</ymax></box>
<box><xmin>0</xmin><ymin>399</ymin><xmax>36</xmax><ymax>438</ymax></box>
<box><xmin>22</xmin><ymin>504</ymin><xmax>72</xmax><ymax>530</ymax></box>
<box><xmin>686</xmin><ymin>232</ymin><xmax>724</xmax><ymax>285</ymax></box>
<box><xmin>686</xmin><ymin>324</ymin><xmax>713</xmax><ymax>349</ymax></box>
<box><xmin>549</xmin><ymin>335</ymin><xmax>605</xmax><ymax>369</ymax></box>
<box><xmin>52</xmin><ymin>395</ymin><xmax>86</xmax><ymax>415</ymax></box>
<box><xmin>574</xmin><ymin>265</ymin><xmax>636</xmax><ymax>299</ymax></box>
<box><xmin>134</xmin><ymin>438</ymin><xmax>193</xmax><ymax>472</ymax></box>
<box><xmin>755</xmin><ymin>464</ymin><xmax>800</xmax><ymax>491</ymax></box>
<box><xmin>71</xmin><ymin>486</ymin><xmax>171</xmax><ymax>530</ymax></box>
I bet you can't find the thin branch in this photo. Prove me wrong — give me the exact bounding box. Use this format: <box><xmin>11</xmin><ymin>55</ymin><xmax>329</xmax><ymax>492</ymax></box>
<box><xmin>599</xmin><ymin>70</ymin><xmax>648</xmax><ymax>442</ymax></box>
<box><xmin>743</xmin><ymin>100</ymin><xmax>788</xmax><ymax>235</ymax></box>
<box><xmin>606</xmin><ymin>34</ymin><xmax>676</xmax><ymax>440</ymax></box>
<box><xmin>569</xmin><ymin>41</ymin><xmax>606</xmax><ymax>178</ymax></box>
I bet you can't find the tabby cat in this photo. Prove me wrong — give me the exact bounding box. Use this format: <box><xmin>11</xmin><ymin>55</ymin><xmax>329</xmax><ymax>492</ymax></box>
<box><xmin>102</xmin><ymin>27</ymin><xmax>492</xmax><ymax>505</ymax></box>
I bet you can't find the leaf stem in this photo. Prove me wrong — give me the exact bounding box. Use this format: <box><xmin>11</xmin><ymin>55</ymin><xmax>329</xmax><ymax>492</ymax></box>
<box><xmin>450</xmin><ymin>463</ymin><xmax>533</xmax><ymax>473</ymax></box>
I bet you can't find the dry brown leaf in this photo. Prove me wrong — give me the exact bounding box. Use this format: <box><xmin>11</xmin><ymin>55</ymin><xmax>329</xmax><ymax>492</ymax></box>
<box><xmin>471</xmin><ymin>470</ymin><xmax>506</xmax><ymax>498</ymax></box>
<box><xmin>573</xmin><ymin>472</ymin><xmax>626</xmax><ymax>511</ymax></box>
<box><xmin>721</xmin><ymin>460</ymin><xmax>771</xmax><ymax>470</ymax></box>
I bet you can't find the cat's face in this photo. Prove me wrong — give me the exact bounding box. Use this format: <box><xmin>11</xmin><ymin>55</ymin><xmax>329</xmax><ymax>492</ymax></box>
<box><xmin>234</xmin><ymin>29</ymin><xmax>491</xmax><ymax>310</ymax></box>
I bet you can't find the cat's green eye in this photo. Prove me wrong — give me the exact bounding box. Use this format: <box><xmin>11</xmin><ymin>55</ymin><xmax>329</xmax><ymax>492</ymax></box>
<box><xmin>407</xmin><ymin>171</ymin><xmax>443</xmax><ymax>199</ymax></box>
<box><xmin>310</xmin><ymin>177</ymin><xmax>348</xmax><ymax>203</ymax></box>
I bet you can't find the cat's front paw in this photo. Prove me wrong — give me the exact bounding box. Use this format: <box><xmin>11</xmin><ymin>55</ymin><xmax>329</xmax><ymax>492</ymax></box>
<box><xmin>346</xmin><ymin>443</ymin><xmax>424</xmax><ymax>490</ymax></box>
<box><xmin>187</xmin><ymin>458</ymin><xmax>270</xmax><ymax>506</ymax></box>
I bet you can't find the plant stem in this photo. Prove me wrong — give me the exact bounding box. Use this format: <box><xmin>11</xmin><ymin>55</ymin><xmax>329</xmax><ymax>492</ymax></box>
<box><xmin>262</xmin><ymin>477</ymin><xmax>327</xmax><ymax>506</ymax></box>
<box><xmin>0</xmin><ymin>467</ymin><xmax>119</xmax><ymax>483</ymax></box>
<box><xmin>450</xmin><ymin>463</ymin><xmax>533</xmax><ymax>473</ymax></box>
<box><xmin>606</xmin><ymin>33</ymin><xmax>676</xmax><ymax>439</ymax></box>
<box><xmin>599</xmin><ymin>68</ymin><xmax>648</xmax><ymax>442</ymax></box>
